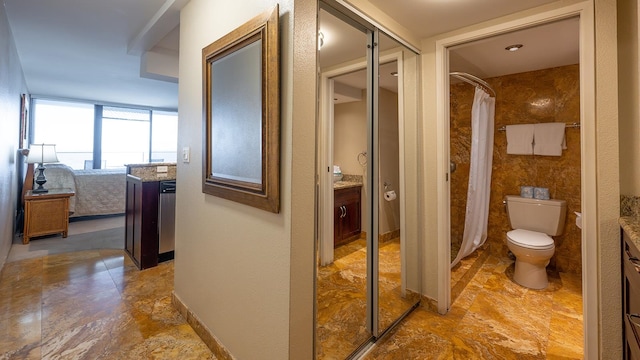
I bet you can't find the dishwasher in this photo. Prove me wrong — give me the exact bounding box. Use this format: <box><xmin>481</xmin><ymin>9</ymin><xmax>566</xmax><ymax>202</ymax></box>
<box><xmin>158</xmin><ymin>180</ymin><xmax>176</xmax><ymax>262</ymax></box>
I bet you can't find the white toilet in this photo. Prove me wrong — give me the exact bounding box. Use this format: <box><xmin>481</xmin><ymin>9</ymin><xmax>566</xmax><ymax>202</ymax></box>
<box><xmin>505</xmin><ymin>195</ymin><xmax>567</xmax><ymax>289</ymax></box>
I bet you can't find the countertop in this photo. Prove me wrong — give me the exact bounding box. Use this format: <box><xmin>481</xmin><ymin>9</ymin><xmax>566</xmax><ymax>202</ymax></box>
<box><xmin>127</xmin><ymin>173</ymin><xmax>176</xmax><ymax>182</ymax></box>
<box><xmin>621</xmin><ymin>216</ymin><xmax>640</xmax><ymax>246</ymax></box>
<box><xmin>334</xmin><ymin>181</ymin><xmax>363</xmax><ymax>190</ymax></box>
<box><xmin>126</xmin><ymin>162</ymin><xmax>177</xmax><ymax>182</ymax></box>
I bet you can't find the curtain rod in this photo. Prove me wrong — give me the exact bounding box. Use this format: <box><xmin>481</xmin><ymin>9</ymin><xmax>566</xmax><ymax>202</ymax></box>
<box><xmin>497</xmin><ymin>123</ymin><xmax>581</xmax><ymax>131</ymax></box>
<box><xmin>449</xmin><ymin>71</ymin><xmax>496</xmax><ymax>97</ymax></box>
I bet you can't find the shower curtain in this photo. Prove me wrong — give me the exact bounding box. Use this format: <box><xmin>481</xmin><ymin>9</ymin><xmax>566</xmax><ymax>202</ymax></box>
<box><xmin>452</xmin><ymin>87</ymin><xmax>495</xmax><ymax>267</ymax></box>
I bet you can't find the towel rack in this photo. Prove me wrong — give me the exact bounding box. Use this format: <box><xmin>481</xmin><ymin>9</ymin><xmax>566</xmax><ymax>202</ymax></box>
<box><xmin>497</xmin><ymin>122</ymin><xmax>580</xmax><ymax>132</ymax></box>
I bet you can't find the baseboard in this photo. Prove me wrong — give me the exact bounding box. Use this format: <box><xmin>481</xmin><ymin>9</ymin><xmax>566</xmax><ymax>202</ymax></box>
<box><xmin>172</xmin><ymin>291</ymin><xmax>235</xmax><ymax>360</ymax></box>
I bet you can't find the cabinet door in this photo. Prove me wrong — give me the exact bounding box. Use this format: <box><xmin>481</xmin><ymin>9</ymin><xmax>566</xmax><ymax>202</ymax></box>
<box><xmin>342</xmin><ymin>196</ymin><xmax>361</xmax><ymax>240</ymax></box>
<box><xmin>334</xmin><ymin>187</ymin><xmax>362</xmax><ymax>247</ymax></box>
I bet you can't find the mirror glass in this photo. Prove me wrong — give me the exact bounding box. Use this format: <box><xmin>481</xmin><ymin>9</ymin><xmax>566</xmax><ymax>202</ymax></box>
<box><xmin>316</xmin><ymin>8</ymin><xmax>371</xmax><ymax>360</ymax></box>
<box><xmin>376</xmin><ymin>32</ymin><xmax>421</xmax><ymax>333</ymax></box>
<box><xmin>210</xmin><ymin>39</ymin><xmax>263</xmax><ymax>184</ymax></box>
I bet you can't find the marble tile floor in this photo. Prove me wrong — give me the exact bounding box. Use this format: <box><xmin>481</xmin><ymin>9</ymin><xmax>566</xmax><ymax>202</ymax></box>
<box><xmin>364</xmin><ymin>254</ymin><xmax>584</xmax><ymax>359</ymax></box>
<box><xmin>0</xmin><ymin>249</ymin><xmax>216</xmax><ymax>359</ymax></box>
<box><xmin>317</xmin><ymin>237</ymin><xmax>419</xmax><ymax>360</ymax></box>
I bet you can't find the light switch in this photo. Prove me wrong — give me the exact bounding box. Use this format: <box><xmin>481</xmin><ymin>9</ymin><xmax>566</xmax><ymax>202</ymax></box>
<box><xmin>156</xmin><ymin>165</ymin><xmax>168</xmax><ymax>173</ymax></box>
<box><xmin>182</xmin><ymin>147</ymin><xmax>190</xmax><ymax>163</ymax></box>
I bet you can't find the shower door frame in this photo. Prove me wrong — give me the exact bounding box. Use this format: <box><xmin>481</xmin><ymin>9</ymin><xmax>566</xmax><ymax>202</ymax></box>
<box><xmin>434</xmin><ymin>2</ymin><xmax>597</xmax><ymax>358</ymax></box>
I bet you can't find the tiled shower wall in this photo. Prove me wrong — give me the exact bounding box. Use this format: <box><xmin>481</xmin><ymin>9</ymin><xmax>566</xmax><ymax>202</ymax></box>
<box><xmin>450</xmin><ymin>64</ymin><xmax>582</xmax><ymax>273</ymax></box>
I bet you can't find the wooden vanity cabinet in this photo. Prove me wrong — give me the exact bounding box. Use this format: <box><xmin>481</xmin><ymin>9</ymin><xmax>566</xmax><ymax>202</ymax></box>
<box><xmin>125</xmin><ymin>175</ymin><xmax>159</xmax><ymax>270</ymax></box>
<box><xmin>623</xmin><ymin>229</ymin><xmax>640</xmax><ymax>360</ymax></box>
<box><xmin>334</xmin><ymin>186</ymin><xmax>361</xmax><ymax>247</ymax></box>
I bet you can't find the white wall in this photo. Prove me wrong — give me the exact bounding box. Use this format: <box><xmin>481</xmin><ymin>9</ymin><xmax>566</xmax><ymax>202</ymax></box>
<box><xmin>174</xmin><ymin>0</ymin><xmax>316</xmax><ymax>358</ymax></box>
<box><xmin>0</xmin><ymin>4</ymin><xmax>27</xmax><ymax>269</ymax></box>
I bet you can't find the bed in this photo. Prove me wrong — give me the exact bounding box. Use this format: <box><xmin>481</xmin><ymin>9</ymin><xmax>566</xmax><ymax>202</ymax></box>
<box><xmin>42</xmin><ymin>163</ymin><xmax>126</xmax><ymax>217</ymax></box>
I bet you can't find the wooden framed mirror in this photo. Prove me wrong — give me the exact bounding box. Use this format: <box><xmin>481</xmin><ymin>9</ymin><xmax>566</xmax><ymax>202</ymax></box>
<box><xmin>202</xmin><ymin>5</ymin><xmax>279</xmax><ymax>213</ymax></box>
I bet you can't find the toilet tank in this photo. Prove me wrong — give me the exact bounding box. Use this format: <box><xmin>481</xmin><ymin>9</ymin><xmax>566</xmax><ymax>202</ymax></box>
<box><xmin>505</xmin><ymin>195</ymin><xmax>567</xmax><ymax>236</ymax></box>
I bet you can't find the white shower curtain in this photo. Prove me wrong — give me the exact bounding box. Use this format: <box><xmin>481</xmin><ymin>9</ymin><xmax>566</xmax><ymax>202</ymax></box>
<box><xmin>452</xmin><ymin>87</ymin><xmax>495</xmax><ymax>267</ymax></box>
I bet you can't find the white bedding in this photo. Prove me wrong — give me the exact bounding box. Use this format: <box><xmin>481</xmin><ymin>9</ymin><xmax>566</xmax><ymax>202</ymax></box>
<box><xmin>43</xmin><ymin>164</ymin><xmax>126</xmax><ymax>217</ymax></box>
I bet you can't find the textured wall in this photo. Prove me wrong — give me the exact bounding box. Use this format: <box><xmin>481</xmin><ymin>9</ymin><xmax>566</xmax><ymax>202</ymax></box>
<box><xmin>0</xmin><ymin>5</ymin><xmax>27</xmax><ymax>269</ymax></box>
<box><xmin>450</xmin><ymin>64</ymin><xmax>582</xmax><ymax>273</ymax></box>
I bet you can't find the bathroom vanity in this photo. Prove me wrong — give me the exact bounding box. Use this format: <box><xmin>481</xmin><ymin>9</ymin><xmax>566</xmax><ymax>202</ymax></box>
<box><xmin>334</xmin><ymin>184</ymin><xmax>361</xmax><ymax>247</ymax></box>
<box><xmin>621</xmin><ymin>217</ymin><xmax>640</xmax><ymax>359</ymax></box>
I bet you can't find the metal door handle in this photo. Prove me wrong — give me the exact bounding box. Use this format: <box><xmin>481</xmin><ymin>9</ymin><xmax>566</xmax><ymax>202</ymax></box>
<box><xmin>626</xmin><ymin>249</ymin><xmax>640</xmax><ymax>273</ymax></box>
<box><xmin>341</xmin><ymin>205</ymin><xmax>346</xmax><ymax>218</ymax></box>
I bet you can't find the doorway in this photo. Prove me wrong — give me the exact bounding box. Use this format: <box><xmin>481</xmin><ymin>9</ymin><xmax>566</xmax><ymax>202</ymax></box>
<box><xmin>434</xmin><ymin>2</ymin><xmax>597</xmax><ymax>357</ymax></box>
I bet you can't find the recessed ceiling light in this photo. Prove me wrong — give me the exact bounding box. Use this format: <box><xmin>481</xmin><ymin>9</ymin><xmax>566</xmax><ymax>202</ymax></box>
<box><xmin>505</xmin><ymin>44</ymin><xmax>523</xmax><ymax>52</ymax></box>
<box><xmin>391</xmin><ymin>71</ymin><xmax>398</xmax><ymax>77</ymax></box>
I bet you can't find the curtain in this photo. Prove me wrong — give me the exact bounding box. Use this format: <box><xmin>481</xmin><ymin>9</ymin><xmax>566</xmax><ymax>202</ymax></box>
<box><xmin>452</xmin><ymin>87</ymin><xmax>495</xmax><ymax>267</ymax></box>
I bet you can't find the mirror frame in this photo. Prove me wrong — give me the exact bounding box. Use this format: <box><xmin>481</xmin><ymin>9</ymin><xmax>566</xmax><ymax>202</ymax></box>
<box><xmin>202</xmin><ymin>5</ymin><xmax>280</xmax><ymax>213</ymax></box>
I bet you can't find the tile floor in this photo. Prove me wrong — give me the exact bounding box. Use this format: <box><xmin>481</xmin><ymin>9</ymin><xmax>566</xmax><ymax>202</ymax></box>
<box><xmin>364</xmin><ymin>254</ymin><xmax>584</xmax><ymax>359</ymax></box>
<box><xmin>1</xmin><ymin>218</ymin><xmax>583</xmax><ymax>359</ymax></box>
<box><xmin>0</xmin><ymin>249</ymin><xmax>216</xmax><ymax>359</ymax></box>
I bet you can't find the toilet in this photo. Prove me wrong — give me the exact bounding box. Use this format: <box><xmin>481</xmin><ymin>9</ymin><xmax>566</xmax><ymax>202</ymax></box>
<box><xmin>505</xmin><ymin>195</ymin><xmax>567</xmax><ymax>289</ymax></box>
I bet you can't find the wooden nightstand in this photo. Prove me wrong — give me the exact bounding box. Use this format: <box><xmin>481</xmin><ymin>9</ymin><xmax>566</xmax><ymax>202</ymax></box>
<box><xmin>23</xmin><ymin>188</ymin><xmax>75</xmax><ymax>244</ymax></box>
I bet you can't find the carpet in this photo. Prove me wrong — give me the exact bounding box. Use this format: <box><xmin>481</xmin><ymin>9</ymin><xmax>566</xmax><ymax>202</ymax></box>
<box><xmin>7</xmin><ymin>226</ymin><xmax>125</xmax><ymax>262</ymax></box>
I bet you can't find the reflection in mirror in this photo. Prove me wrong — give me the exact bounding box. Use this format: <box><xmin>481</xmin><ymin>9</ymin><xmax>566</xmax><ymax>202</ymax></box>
<box><xmin>377</xmin><ymin>33</ymin><xmax>421</xmax><ymax>334</ymax></box>
<box><xmin>315</xmin><ymin>7</ymin><xmax>371</xmax><ymax>360</ymax></box>
<box><xmin>210</xmin><ymin>38</ymin><xmax>262</xmax><ymax>184</ymax></box>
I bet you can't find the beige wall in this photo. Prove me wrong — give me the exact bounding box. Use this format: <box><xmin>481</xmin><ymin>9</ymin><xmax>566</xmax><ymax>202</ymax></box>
<box><xmin>618</xmin><ymin>0</ymin><xmax>640</xmax><ymax>196</ymax></box>
<box><xmin>334</xmin><ymin>95</ymin><xmax>367</xmax><ymax>177</ymax></box>
<box><xmin>0</xmin><ymin>5</ymin><xmax>27</xmax><ymax>268</ymax></box>
<box><xmin>595</xmin><ymin>0</ymin><xmax>622</xmax><ymax>357</ymax></box>
<box><xmin>174</xmin><ymin>0</ymin><xmax>315</xmax><ymax>358</ymax></box>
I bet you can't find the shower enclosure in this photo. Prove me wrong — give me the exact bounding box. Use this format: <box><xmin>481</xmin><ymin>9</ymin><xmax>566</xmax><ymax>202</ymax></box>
<box><xmin>449</xmin><ymin>72</ymin><xmax>495</xmax><ymax>267</ymax></box>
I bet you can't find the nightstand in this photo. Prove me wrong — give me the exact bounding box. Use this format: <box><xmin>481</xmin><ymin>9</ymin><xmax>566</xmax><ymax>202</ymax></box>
<box><xmin>23</xmin><ymin>188</ymin><xmax>75</xmax><ymax>244</ymax></box>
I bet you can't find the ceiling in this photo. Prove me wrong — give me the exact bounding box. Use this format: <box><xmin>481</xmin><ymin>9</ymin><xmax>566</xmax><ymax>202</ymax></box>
<box><xmin>4</xmin><ymin>0</ymin><xmax>578</xmax><ymax>110</ymax></box>
<box><xmin>4</xmin><ymin>0</ymin><xmax>185</xmax><ymax>110</ymax></box>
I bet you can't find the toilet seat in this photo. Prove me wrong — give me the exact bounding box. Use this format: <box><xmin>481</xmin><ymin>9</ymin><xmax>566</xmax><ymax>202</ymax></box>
<box><xmin>507</xmin><ymin>229</ymin><xmax>554</xmax><ymax>250</ymax></box>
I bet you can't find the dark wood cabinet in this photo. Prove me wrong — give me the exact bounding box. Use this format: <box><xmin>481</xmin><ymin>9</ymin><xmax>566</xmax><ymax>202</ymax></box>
<box><xmin>125</xmin><ymin>175</ymin><xmax>159</xmax><ymax>270</ymax></box>
<box><xmin>334</xmin><ymin>186</ymin><xmax>361</xmax><ymax>247</ymax></box>
<box><xmin>623</xmin><ymin>229</ymin><xmax>640</xmax><ymax>360</ymax></box>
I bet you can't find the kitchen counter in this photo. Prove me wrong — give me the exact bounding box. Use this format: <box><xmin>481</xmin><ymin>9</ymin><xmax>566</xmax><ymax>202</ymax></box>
<box><xmin>621</xmin><ymin>216</ymin><xmax>640</xmax><ymax>246</ymax></box>
<box><xmin>126</xmin><ymin>163</ymin><xmax>177</xmax><ymax>182</ymax></box>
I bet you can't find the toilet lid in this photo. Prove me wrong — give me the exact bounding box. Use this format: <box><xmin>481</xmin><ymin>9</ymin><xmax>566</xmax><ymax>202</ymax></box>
<box><xmin>507</xmin><ymin>229</ymin><xmax>554</xmax><ymax>249</ymax></box>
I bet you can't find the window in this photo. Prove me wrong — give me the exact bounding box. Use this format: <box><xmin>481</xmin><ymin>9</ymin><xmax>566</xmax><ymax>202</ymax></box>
<box><xmin>32</xmin><ymin>99</ymin><xmax>94</xmax><ymax>169</ymax></box>
<box><xmin>102</xmin><ymin>106</ymin><xmax>151</xmax><ymax>168</ymax></box>
<box><xmin>31</xmin><ymin>99</ymin><xmax>177</xmax><ymax>170</ymax></box>
<box><xmin>151</xmin><ymin>111</ymin><xmax>178</xmax><ymax>163</ymax></box>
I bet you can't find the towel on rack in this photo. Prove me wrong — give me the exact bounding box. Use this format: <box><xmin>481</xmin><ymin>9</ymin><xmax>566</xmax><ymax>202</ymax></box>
<box><xmin>506</xmin><ymin>124</ymin><xmax>534</xmax><ymax>155</ymax></box>
<box><xmin>533</xmin><ymin>122</ymin><xmax>566</xmax><ymax>156</ymax></box>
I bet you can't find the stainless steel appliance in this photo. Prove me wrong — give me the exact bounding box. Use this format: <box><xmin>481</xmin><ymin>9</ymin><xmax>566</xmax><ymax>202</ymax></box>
<box><xmin>158</xmin><ymin>180</ymin><xmax>176</xmax><ymax>262</ymax></box>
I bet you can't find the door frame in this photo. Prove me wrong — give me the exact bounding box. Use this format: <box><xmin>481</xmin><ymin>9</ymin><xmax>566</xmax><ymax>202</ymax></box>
<box><xmin>434</xmin><ymin>1</ymin><xmax>596</xmax><ymax>357</ymax></box>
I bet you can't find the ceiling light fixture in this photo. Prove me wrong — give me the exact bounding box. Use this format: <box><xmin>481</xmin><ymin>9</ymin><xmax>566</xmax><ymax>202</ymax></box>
<box><xmin>318</xmin><ymin>32</ymin><xmax>324</xmax><ymax>50</ymax></box>
<box><xmin>505</xmin><ymin>44</ymin><xmax>523</xmax><ymax>52</ymax></box>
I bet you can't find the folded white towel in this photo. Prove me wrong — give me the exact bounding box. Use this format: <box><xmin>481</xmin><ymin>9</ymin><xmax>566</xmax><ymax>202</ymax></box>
<box><xmin>533</xmin><ymin>122</ymin><xmax>566</xmax><ymax>156</ymax></box>
<box><xmin>506</xmin><ymin>124</ymin><xmax>534</xmax><ymax>155</ymax></box>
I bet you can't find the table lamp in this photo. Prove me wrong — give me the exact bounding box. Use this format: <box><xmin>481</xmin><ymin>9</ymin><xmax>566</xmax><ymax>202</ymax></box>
<box><xmin>26</xmin><ymin>144</ymin><xmax>58</xmax><ymax>193</ymax></box>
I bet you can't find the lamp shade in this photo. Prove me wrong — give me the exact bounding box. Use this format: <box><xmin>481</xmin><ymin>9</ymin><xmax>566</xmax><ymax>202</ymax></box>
<box><xmin>26</xmin><ymin>144</ymin><xmax>59</xmax><ymax>164</ymax></box>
